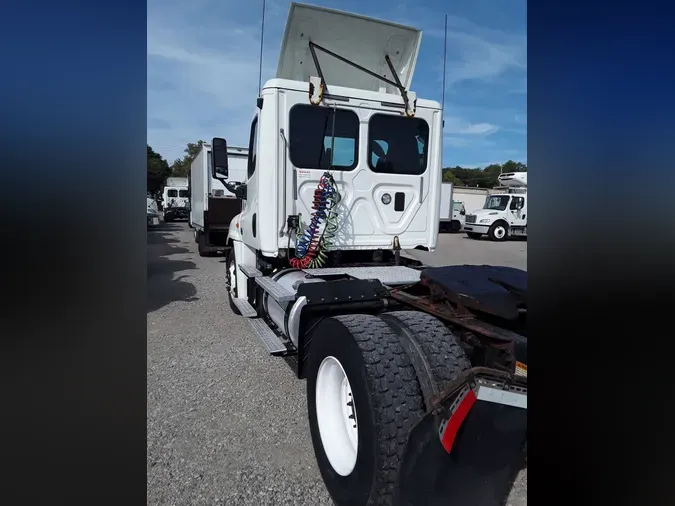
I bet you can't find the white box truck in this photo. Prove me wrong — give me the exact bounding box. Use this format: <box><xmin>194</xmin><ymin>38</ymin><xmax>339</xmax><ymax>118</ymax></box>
<box><xmin>189</xmin><ymin>144</ymin><xmax>248</xmax><ymax>256</ymax></box>
<box><xmin>464</xmin><ymin>172</ymin><xmax>527</xmax><ymax>241</ymax></box>
<box><xmin>439</xmin><ymin>182</ymin><xmax>466</xmax><ymax>233</ymax></box>
<box><xmin>162</xmin><ymin>177</ymin><xmax>189</xmax><ymax>222</ymax></box>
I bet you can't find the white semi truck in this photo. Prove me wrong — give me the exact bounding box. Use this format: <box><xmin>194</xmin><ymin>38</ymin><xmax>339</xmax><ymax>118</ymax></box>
<box><xmin>439</xmin><ymin>182</ymin><xmax>465</xmax><ymax>232</ymax></box>
<box><xmin>464</xmin><ymin>172</ymin><xmax>528</xmax><ymax>241</ymax></box>
<box><xmin>189</xmin><ymin>144</ymin><xmax>248</xmax><ymax>256</ymax></box>
<box><xmin>211</xmin><ymin>4</ymin><xmax>527</xmax><ymax>505</ymax></box>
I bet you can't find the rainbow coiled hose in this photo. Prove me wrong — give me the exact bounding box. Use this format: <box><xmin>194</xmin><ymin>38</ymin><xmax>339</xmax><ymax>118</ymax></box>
<box><xmin>290</xmin><ymin>172</ymin><xmax>340</xmax><ymax>269</ymax></box>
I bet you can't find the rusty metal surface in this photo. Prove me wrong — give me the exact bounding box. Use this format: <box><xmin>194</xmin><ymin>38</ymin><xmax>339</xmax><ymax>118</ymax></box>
<box><xmin>429</xmin><ymin>366</ymin><xmax>527</xmax><ymax>415</ymax></box>
<box><xmin>389</xmin><ymin>289</ymin><xmax>522</xmax><ymax>348</ymax></box>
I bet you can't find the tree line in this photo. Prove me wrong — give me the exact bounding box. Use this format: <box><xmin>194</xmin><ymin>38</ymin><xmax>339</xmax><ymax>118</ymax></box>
<box><xmin>148</xmin><ymin>141</ymin><xmax>527</xmax><ymax>194</ymax></box>
<box><xmin>147</xmin><ymin>141</ymin><xmax>206</xmax><ymax>196</ymax></box>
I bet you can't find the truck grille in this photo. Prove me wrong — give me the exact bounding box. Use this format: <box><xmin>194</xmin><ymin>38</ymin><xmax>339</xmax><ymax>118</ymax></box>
<box><xmin>466</xmin><ymin>215</ymin><xmax>477</xmax><ymax>224</ymax></box>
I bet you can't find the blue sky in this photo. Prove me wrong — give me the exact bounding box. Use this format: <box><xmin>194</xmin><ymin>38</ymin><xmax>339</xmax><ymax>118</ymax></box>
<box><xmin>148</xmin><ymin>0</ymin><xmax>526</xmax><ymax>168</ymax></box>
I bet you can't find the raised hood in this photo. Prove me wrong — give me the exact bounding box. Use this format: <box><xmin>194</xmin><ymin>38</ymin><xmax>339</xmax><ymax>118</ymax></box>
<box><xmin>276</xmin><ymin>2</ymin><xmax>422</xmax><ymax>94</ymax></box>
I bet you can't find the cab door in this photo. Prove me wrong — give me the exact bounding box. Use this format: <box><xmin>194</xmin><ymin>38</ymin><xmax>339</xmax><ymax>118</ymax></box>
<box><xmin>508</xmin><ymin>196</ymin><xmax>527</xmax><ymax>226</ymax></box>
<box><xmin>238</xmin><ymin>115</ymin><xmax>260</xmax><ymax>250</ymax></box>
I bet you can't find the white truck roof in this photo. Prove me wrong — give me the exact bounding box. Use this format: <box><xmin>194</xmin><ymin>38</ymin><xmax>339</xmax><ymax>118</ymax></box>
<box><xmin>277</xmin><ymin>2</ymin><xmax>422</xmax><ymax>94</ymax></box>
<box><xmin>262</xmin><ymin>78</ymin><xmax>440</xmax><ymax>110</ymax></box>
<box><xmin>497</xmin><ymin>172</ymin><xmax>527</xmax><ymax>188</ymax></box>
<box><xmin>165</xmin><ymin>177</ymin><xmax>188</xmax><ymax>187</ymax></box>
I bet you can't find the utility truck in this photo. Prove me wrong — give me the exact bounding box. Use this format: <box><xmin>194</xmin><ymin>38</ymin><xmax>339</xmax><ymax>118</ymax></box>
<box><xmin>464</xmin><ymin>172</ymin><xmax>527</xmax><ymax>241</ymax></box>
<box><xmin>162</xmin><ymin>177</ymin><xmax>190</xmax><ymax>222</ymax></box>
<box><xmin>213</xmin><ymin>4</ymin><xmax>527</xmax><ymax>505</ymax></box>
<box><xmin>439</xmin><ymin>182</ymin><xmax>465</xmax><ymax>232</ymax></box>
<box><xmin>189</xmin><ymin>144</ymin><xmax>248</xmax><ymax>256</ymax></box>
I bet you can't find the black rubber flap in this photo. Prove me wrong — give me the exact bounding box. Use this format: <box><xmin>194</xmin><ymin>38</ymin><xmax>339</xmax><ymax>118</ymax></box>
<box><xmin>396</xmin><ymin>401</ymin><xmax>527</xmax><ymax>506</ymax></box>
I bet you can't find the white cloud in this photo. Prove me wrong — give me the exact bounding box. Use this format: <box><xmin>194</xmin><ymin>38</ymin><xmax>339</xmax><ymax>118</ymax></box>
<box><xmin>444</xmin><ymin>137</ymin><xmax>471</xmax><ymax>148</ymax></box>
<box><xmin>391</xmin><ymin>7</ymin><xmax>526</xmax><ymax>88</ymax></box>
<box><xmin>443</xmin><ymin>116</ymin><xmax>500</xmax><ymax>136</ymax></box>
<box><xmin>147</xmin><ymin>0</ymin><xmax>525</xmax><ymax>165</ymax></box>
<box><xmin>147</xmin><ymin>2</ymin><xmax>278</xmax><ymax>161</ymax></box>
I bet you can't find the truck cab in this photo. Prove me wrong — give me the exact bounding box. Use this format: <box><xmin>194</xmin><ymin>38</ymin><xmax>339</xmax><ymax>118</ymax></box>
<box><xmin>207</xmin><ymin>5</ymin><xmax>527</xmax><ymax>506</ymax></box>
<box><xmin>464</xmin><ymin>172</ymin><xmax>527</xmax><ymax>241</ymax></box>
<box><xmin>162</xmin><ymin>183</ymin><xmax>190</xmax><ymax>222</ymax></box>
<box><xmin>452</xmin><ymin>201</ymin><xmax>466</xmax><ymax>230</ymax></box>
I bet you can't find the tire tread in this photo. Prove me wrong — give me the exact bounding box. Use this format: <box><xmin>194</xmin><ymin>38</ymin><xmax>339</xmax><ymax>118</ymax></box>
<box><xmin>380</xmin><ymin>311</ymin><xmax>471</xmax><ymax>397</ymax></box>
<box><xmin>332</xmin><ymin>314</ymin><xmax>425</xmax><ymax>506</ymax></box>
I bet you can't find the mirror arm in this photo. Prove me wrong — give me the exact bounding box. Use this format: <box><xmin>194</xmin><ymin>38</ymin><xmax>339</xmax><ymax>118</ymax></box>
<box><xmin>221</xmin><ymin>180</ymin><xmax>247</xmax><ymax>200</ymax></box>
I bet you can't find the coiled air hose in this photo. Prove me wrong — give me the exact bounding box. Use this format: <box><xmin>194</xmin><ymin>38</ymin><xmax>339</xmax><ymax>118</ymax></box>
<box><xmin>290</xmin><ymin>172</ymin><xmax>340</xmax><ymax>269</ymax></box>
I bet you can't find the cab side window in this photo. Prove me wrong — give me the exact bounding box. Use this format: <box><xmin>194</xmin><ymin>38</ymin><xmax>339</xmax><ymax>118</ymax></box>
<box><xmin>248</xmin><ymin>116</ymin><xmax>259</xmax><ymax>179</ymax></box>
<box><xmin>510</xmin><ymin>197</ymin><xmax>524</xmax><ymax>210</ymax></box>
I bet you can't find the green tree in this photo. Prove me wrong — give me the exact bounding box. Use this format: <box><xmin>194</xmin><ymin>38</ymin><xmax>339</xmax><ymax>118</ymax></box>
<box><xmin>170</xmin><ymin>140</ymin><xmax>206</xmax><ymax>177</ymax></box>
<box><xmin>442</xmin><ymin>169</ymin><xmax>462</xmax><ymax>185</ymax></box>
<box><xmin>147</xmin><ymin>145</ymin><xmax>171</xmax><ymax>195</ymax></box>
<box><xmin>501</xmin><ymin>160</ymin><xmax>527</xmax><ymax>173</ymax></box>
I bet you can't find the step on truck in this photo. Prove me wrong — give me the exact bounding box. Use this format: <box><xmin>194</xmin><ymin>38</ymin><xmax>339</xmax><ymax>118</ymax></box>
<box><xmin>212</xmin><ymin>4</ymin><xmax>527</xmax><ymax>505</ymax></box>
<box><xmin>189</xmin><ymin>144</ymin><xmax>248</xmax><ymax>256</ymax></box>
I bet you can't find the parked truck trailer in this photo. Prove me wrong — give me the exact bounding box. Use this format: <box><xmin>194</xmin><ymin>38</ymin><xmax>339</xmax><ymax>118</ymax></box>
<box><xmin>189</xmin><ymin>144</ymin><xmax>248</xmax><ymax>256</ymax></box>
<box><xmin>439</xmin><ymin>182</ymin><xmax>466</xmax><ymax>232</ymax></box>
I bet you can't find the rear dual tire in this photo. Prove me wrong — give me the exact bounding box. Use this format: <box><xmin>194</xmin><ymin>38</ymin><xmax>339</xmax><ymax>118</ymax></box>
<box><xmin>307</xmin><ymin>313</ymin><xmax>469</xmax><ymax>506</ymax></box>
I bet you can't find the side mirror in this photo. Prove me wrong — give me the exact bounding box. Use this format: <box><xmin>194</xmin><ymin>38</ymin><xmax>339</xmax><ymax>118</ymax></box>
<box><xmin>211</xmin><ymin>137</ymin><xmax>229</xmax><ymax>179</ymax></box>
<box><xmin>460</xmin><ymin>210</ymin><xmax>466</xmax><ymax>216</ymax></box>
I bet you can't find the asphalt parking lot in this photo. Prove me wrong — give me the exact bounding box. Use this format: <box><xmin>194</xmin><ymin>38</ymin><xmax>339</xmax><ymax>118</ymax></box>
<box><xmin>147</xmin><ymin>222</ymin><xmax>527</xmax><ymax>505</ymax></box>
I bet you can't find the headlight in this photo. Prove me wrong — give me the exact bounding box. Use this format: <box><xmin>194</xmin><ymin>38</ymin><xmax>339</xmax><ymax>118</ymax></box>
<box><xmin>480</xmin><ymin>219</ymin><xmax>490</xmax><ymax>223</ymax></box>
<box><xmin>381</xmin><ymin>193</ymin><xmax>392</xmax><ymax>205</ymax></box>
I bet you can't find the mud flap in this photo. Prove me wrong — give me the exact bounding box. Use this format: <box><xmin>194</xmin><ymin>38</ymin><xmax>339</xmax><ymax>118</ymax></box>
<box><xmin>396</xmin><ymin>387</ymin><xmax>527</xmax><ymax>506</ymax></box>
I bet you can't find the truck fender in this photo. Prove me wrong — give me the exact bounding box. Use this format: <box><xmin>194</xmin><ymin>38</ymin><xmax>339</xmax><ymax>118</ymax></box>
<box><xmin>226</xmin><ymin>213</ymin><xmax>243</xmax><ymax>244</ymax></box>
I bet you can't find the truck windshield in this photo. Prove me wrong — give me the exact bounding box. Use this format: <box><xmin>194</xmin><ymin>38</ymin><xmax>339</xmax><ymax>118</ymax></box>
<box><xmin>483</xmin><ymin>195</ymin><xmax>510</xmax><ymax>211</ymax></box>
<box><xmin>179</xmin><ymin>190</ymin><xmax>189</xmax><ymax>198</ymax></box>
<box><xmin>167</xmin><ymin>189</ymin><xmax>178</xmax><ymax>198</ymax></box>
